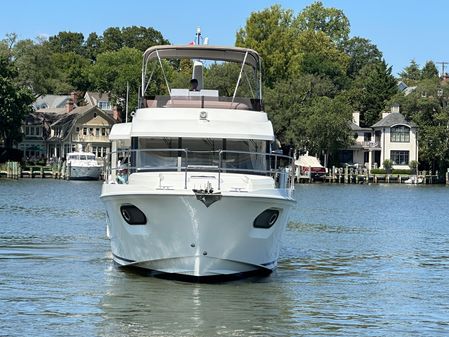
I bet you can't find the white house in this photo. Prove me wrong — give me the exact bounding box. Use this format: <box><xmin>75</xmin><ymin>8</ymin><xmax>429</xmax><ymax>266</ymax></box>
<box><xmin>343</xmin><ymin>105</ymin><xmax>418</xmax><ymax>170</ymax></box>
<box><xmin>371</xmin><ymin>106</ymin><xmax>418</xmax><ymax>169</ymax></box>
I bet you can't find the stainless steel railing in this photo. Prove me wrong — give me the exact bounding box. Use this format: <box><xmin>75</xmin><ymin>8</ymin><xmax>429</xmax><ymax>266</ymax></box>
<box><xmin>107</xmin><ymin>148</ymin><xmax>295</xmax><ymax>190</ymax></box>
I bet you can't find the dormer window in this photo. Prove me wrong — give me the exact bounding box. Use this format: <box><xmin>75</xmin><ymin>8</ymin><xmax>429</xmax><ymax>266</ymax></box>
<box><xmin>391</xmin><ymin>125</ymin><xmax>410</xmax><ymax>142</ymax></box>
<box><xmin>98</xmin><ymin>101</ymin><xmax>111</xmax><ymax>110</ymax></box>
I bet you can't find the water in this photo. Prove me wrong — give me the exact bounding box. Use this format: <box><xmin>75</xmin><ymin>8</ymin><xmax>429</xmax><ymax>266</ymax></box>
<box><xmin>1</xmin><ymin>180</ymin><xmax>449</xmax><ymax>336</ymax></box>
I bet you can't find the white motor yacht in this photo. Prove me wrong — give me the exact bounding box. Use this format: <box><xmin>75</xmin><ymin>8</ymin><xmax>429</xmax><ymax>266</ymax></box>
<box><xmin>66</xmin><ymin>151</ymin><xmax>102</xmax><ymax>180</ymax></box>
<box><xmin>101</xmin><ymin>44</ymin><xmax>296</xmax><ymax>280</ymax></box>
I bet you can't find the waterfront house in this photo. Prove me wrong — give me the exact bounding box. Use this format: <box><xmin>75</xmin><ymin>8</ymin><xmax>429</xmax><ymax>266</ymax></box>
<box><xmin>84</xmin><ymin>91</ymin><xmax>122</xmax><ymax>122</ymax></box>
<box><xmin>340</xmin><ymin>111</ymin><xmax>381</xmax><ymax>169</ymax></box>
<box><xmin>47</xmin><ymin>104</ymin><xmax>117</xmax><ymax>160</ymax></box>
<box><xmin>342</xmin><ymin>105</ymin><xmax>418</xmax><ymax>170</ymax></box>
<box><xmin>371</xmin><ymin>106</ymin><xmax>418</xmax><ymax>169</ymax></box>
<box><xmin>18</xmin><ymin>92</ymin><xmax>119</xmax><ymax>161</ymax></box>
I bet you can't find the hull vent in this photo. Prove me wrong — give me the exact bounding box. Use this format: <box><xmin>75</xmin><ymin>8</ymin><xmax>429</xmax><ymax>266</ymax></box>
<box><xmin>120</xmin><ymin>204</ymin><xmax>147</xmax><ymax>225</ymax></box>
<box><xmin>253</xmin><ymin>209</ymin><xmax>280</xmax><ymax>228</ymax></box>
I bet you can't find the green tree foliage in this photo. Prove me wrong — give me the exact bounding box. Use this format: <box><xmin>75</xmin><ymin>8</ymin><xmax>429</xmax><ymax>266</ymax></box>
<box><xmin>48</xmin><ymin>31</ymin><xmax>85</xmax><ymax>54</ymax></box>
<box><xmin>296</xmin><ymin>30</ymin><xmax>350</xmax><ymax>88</ymax></box>
<box><xmin>264</xmin><ymin>74</ymin><xmax>338</xmax><ymax>146</ymax></box>
<box><xmin>13</xmin><ymin>39</ymin><xmax>58</xmax><ymax>95</ymax></box>
<box><xmin>89</xmin><ymin>47</ymin><xmax>142</xmax><ymax>111</ymax></box>
<box><xmin>343</xmin><ymin>37</ymin><xmax>383</xmax><ymax>78</ymax></box>
<box><xmin>52</xmin><ymin>52</ymin><xmax>91</xmax><ymax>93</ymax></box>
<box><xmin>347</xmin><ymin>60</ymin><xmax>397</xmax><ymax>126</ymax></box>
<box><xmin>85</xmin><ymin>32</ymin><xmax>102</xmax><ymax>61</ymax></box>
<box><xmin>101</xmin><ymin>26</ymin><xmax>169</xmax><ymax>53</ymax></box>
<box><xmin>294</xmin><ymin>1</ymin><xmax>350</xmax><ymax>45</ymax></box>
<box><xmin>0</xmin><ymin>56</ymin><xmax>33</xmax><ymax>148</ymax></box>
<box><xmin>236</xmin><ymin>5</ymin><xmax>297</xmax><ymax>86</ymax></box>
<box><xmin>303</xmin><ymin>96</ymin><xmax>353</xmax><ymax>162</ymax></box>
<box><xmin>399</xmin><ymin>60</ymin><xmax>421</xmax><ymax>85</ymax></box>
<box><xmin>236</xmin><ymin>2</ymin><xmax>375</xmax><ymax>159</ymax></box>
<box><xmin>389</xmin><ymin>78</ymin><xmax>449</xmax><ymax>171</ymax></box>
<box><xmin>421</xmin><ymin>60</ymin><xmax>439</xmax><ymax>80</ymax></box>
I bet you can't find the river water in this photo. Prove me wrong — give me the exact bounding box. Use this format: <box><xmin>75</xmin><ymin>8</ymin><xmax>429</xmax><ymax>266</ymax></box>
<box><xmin>1</xmin><ymin>179</ymin><xmax>448</xmax><ymax>336</ymax></box>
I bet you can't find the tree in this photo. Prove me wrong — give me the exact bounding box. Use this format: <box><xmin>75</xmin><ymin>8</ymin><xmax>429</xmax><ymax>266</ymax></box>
<box><xmin>85</xmin><ymin>32</ymin><xmax>102</xmax><ymax>61</ymax></box>
<box><xmin>343</xmin><ymin>37</ymin><xmax>383</xmax><ymax>78</ymax></box>
<box><xmin>236</xmin><ymin>5</ymin><xmax>297</xmax><ymax>86</ymax></box>
<box><xmin>294</xmin><ymin>1</ymin><xmax>350</xmax><ymax>46</ymax></box>
<box><xmin>421</xmin><ymin>60</ymin><xmax>439</xmax><ymax>80</ymax></box>
<box><xmin>302</xmin><ymin>96</ymin><xmax>353</xmax><ymax>164</ymax></box>
<box><xmin>121</xmin><ymin>26</ymin><xmax>169</xmax><ymax>52</ymax></box>
<box><xmin>13</xmin><ymin>39</ymin><xmax>58</xmax><ymax>95</ymax></box>
<box><xmin>89</xmin><ymin>47</ymin><xmax>141</xmax><ymax>112</ymax></box>
<box><xmin>52</xmin><ymin>52</ymin><xmax>92</xmax><ymax>93</ymax></box>
<box><xmin>399</xmin><ymin>60</ymin><xmax>421</xmax><ymax>85</ymax></box>
<box><xmin>264</xmin><ymin>74</ymin><xmax>337</xmax><ymax>146</ymax></box>
<box><xmin>48</xmin><ymin>31</ymin><xmax>85</xmax><ymax>55</ymax></box>
<box><xmin>0</xmin><ymin>56</ymin><xmax>33</xmax><ymax>148</ymax></box>
<box><xmin>347</xmin><ymin>60</ymin><xmax>397</xmax><ymax>126</ymax></box>
<box><xmin>296</xmin><ymin>30</ymin><xmax>350</xmax><ymax>88</ymax></box>
<box><xmin>389</xmin><ymin>78</ymin><xmax>449</xmax><ymax>172</ymax></box>
<box><xmin>101</xmin><ymin>27</ymin><xmax>123</xmax><ymax>52</ymax></box>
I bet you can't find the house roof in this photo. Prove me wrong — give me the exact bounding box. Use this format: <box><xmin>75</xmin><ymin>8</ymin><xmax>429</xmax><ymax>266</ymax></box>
<box><xmin>84</xmin><ymin>91</ymin><xmax>111</xmax><ymax>107</ymax></box>
<box><xmin>349</xmin><ymin>122</ymin><xmax>372</xmax><ymax>131</ymax></box>
<box><xmin>371</xmin><ymin>112</ymin><xmax>417</xmax><ymax>128</ymax></box>
<box><xmin>33</xmin><ymin>95</ymin><xmax>71</xmax><ymax>110</ymax></box>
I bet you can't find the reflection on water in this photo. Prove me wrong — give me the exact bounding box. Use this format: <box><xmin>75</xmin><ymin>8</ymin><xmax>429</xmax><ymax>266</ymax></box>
<box><xmin>100</xmin><ymin>269</ymin><xmax>295</xmax><ymax>337</ymax></box>
<box><xmin>1</xmin><ymin>180</ymin><xmax>449</xmax><ymax>336</ymax></box>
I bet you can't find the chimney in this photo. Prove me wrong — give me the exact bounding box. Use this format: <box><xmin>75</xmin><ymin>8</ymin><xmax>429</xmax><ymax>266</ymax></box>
<box><xmin>70</xmin><ymin>91</ymin><xmax>78</xmax><ymax>106</ymax></box>
<box><xmin>352</xmin><ymin>111</ymin><xmax>360</xmax><ymax>126</ymax></box>
<box><xmin>66</xmin><ymin>98</ymin><xmax>74</xmax><ymax>113</ymax></box>
<box><xmin>112</xmin><ymin>105</ymin><xmax>122</xmax><ymax>122</ymax></box>
<box><xmin>391</xmin><ymin>103</ymin><xmax>400</xmax><ymax>113</ymax></box>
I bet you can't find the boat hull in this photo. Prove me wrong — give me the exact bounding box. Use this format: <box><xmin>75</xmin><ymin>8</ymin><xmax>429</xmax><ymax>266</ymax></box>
<box><xmin>69</xmin><ymin>165</ymin><xmax>102</xmax><ymax>180</ymax></box>
<box><xmin>101</xmin><ymin>191</ymin><xmax>294</xmax><ymax>278</ymax></box>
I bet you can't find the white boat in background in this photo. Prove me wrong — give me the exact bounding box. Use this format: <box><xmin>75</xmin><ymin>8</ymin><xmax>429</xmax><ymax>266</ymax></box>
<box><xmin>100</xmin><ymin>43</ymin><xmax>296</xmax><ymax>280</ymax></box>
<box><xmin>295</xmin><ymin>154</ymin><xmax>326</xmax><ymax>180</ymax></box>
<box><xmin>66</xmin><ymin>151</ymin><xmax>102</xmax><ymax>180</ymax></box>
<box><xmin>404</xmin><ymin>175</ymin><xmax>423</xmax><ymax>184</ymax></box>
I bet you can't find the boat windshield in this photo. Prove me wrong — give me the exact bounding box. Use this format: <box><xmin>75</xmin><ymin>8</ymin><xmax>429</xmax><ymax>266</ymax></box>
<box><xmin>141</xmin><ymin>46</ymin><xmax>263</xmax><ymax>111</ymax></box>
<box><xmin>68</xmin><ymin>154</ymin><xmax>96</xmax><ymax>161</ymax></box>
<box><xmin>135</xmin><ymin>137</ymin><xmax>268</xmax><ymax>173</ymax></box>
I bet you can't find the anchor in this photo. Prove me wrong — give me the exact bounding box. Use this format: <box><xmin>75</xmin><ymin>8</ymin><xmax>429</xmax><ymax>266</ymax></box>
<box><xmin>193</xmin><ymin>182</ymin><xmax>222</xmax><ymax>207</ymax></box>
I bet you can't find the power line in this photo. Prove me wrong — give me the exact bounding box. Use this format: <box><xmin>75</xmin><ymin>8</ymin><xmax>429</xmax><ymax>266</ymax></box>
<box><xmin>436</xmin><ymin>61</ymin><xmax>449</xmax><ymax>77</ymax></box>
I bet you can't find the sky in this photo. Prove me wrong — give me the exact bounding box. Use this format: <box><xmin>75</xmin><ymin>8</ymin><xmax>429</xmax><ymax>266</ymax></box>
<box><xmin>1</xmin><ymin>0</ymin><xmax>448</xmax><ymax>76</ymax></box>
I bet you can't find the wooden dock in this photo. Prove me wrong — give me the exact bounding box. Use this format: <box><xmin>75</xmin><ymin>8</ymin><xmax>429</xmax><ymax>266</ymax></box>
<box><xmin>296</xmin><ymin>167</ymin><xmax>447</xmax><ymax>185</ymax></box>
<box><xmin>0</xmin><ymin>161</ymin><xmax>104</xmax><ymax>180</ymax></box>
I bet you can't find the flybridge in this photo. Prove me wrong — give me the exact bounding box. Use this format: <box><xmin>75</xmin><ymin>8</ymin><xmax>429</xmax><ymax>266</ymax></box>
<box><xmin>139</xmin><ymin>45</ymin><xmax>263</xmax><ymax>111</ymax></box>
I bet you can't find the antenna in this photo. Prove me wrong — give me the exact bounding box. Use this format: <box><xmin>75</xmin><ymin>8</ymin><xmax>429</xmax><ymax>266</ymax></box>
<box><xmin>436</xmin><ymin>61</ymin><xmax>449</xmax><ymax>77</ymax></box>
<box><xmin>196</xmin><ymin>27</ymin><xmax>201</xmax><ymax>45</ymax></box>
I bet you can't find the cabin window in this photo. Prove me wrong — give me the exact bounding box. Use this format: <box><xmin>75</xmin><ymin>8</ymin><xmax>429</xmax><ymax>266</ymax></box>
<box><xmin>391</xmin><ymin>125</ymin><xmax>410</xmax><ymax>142</ymax></box>
<box><xmin>136</xmin><ymin>137</ymin><xmax>267</xmax><ymax>173</ymax></box>
<box><xmin>137</xmin><ymin>138</ymin><xmax>178</xmax><ymax>169</ymax></box>
<box><xmin>390</xmin><ymin>151</ymin><xmax>409</xmax><ymax>165</ymax></box>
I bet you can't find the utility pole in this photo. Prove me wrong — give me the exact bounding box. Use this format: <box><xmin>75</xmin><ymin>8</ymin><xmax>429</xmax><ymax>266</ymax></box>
<box><xmin>436</xmin><ymin>61</ymin><xmax>449</xmax><ymax>77</ymax></box>
<box><xmin>125</xmin><ymin>82</ymin><xmax>129</xmax><ymax>122</ymax></box>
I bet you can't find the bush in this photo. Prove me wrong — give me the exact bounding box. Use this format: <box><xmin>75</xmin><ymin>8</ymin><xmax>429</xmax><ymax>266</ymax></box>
<box><xmin>370</xmin><ymin>168</ymin><xmax>411</xmax><ymax>175</ymax></box>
